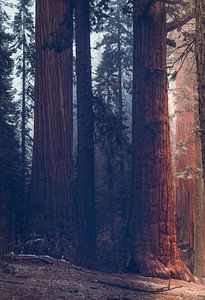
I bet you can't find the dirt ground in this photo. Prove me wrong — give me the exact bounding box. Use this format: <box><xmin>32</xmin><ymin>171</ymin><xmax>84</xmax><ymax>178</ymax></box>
<box><xmin>0</xmin><ymin>255</ymin><xmax>205</xmax><ymax>299</ymax></box>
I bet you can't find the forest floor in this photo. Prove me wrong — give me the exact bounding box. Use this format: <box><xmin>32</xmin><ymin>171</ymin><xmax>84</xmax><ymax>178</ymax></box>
<box><xmin>0</xmin><ymin>255</ymin><xmax>205</xmax><ymax>299</ymax></box>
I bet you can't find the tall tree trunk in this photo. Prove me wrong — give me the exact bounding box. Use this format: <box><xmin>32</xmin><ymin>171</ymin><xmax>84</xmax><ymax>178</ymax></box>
<box><xmin>29</xmin><ymin>0</ymin><xmax>74</xmax><ymax>255</ymax></box>
<box><xmin>173</xmin><ymin>47</ymin><xmax>196</xmax><ymax>273</ymax></box>
<box><xmin>196</xmin><ymin>0</ymin><xmax>205</xmax><ymax>197</ymax></box>
<box><xmin>75</xmin><ymin>0</ymin><xmax>96</xmax><ymax>267</ymax></box>
<box><xmin>194</xmin><ymin>106</ymin><xmax>204</xmax><ymax>279</ymax></box>
<box><xmin>117</xmin><ymin>1</ymin><xmax>124</xmax><ymax>174</ymax></box>
<box><xmin>195</xmin><ymin>0</ymin><xmax>205</xmax><ymax>277</ymax></box>
<box><xmin>128</xmin><ymin>0</ymin><xmax>193</xmax><ymax>281</ymax></box>
<box><xmin>21</xmin><ymin>22</ymin><xmax>26</xmax><ymax>197</ymax></box>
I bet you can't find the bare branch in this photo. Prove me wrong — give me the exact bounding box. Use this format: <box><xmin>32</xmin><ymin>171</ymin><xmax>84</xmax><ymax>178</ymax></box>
<box><xmin>167</xmin><ymin>12</ymin><xmax>195</xmax><ymax>32</ymax></box>
<box><xmin>167</xmin><ymin>38</ymin><xmax>176</xmax><ymax>47</ymax></box>
<box><xmin>160</xmin><ymin>0</ymin><xmax>188</xmax><ymax>5</ymax></box>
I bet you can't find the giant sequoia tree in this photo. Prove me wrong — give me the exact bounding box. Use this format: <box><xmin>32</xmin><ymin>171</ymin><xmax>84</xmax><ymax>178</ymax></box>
<box><xmin>128</xmin><ymin>0</ymin><xmax>194</xmax><ymax>280</ymax></box>
<box><xmin>75</xmin><ymin>0</ymin><xmax>96</xmax><ymax>267</ymax></box>
<box><xmin>29</xmin><ymin>0</ymin><xmax>74</xmax><ymax>255</ymax></box>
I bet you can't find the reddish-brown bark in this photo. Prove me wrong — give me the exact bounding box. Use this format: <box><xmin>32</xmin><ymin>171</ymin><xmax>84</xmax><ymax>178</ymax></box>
<box><xmin>174</xmin><ymin>54</ymin><xmax>196</xmax><ymax>272</ymax></box>
<box><xmin>128</xmin><ymin>0</ymin><xmax>194</xmax><ymax>281</ymax></box>
<box><xmin>196</xmin><ymin>1</ymin><xmax>205</xmax><ymax>173</ymax></box>
<box><xmin>174</xmin><ymin>54</ymin><xmax>205</xmax><ymax>277</ymax></box>
<box><xmin>195</xmin><ymin>0</ymin><xmax>205</xmax><ymax>277</ymax></box>
<box><xmin>29</xmin><ymin>0</ymin><xmax>74</xmax><ymax>254</ymax></box>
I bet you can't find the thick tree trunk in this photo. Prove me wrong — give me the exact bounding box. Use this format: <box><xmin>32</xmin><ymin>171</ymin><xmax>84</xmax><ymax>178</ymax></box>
<box><xmin>29</xmin><ymin>0</ymin><xmax>74</xmax><ymax>255</ymax></box>
<box><xmin>128</xmin><ymin>0</ymin><xmax>193</xmax><ymax>281</ymax></box>
<box><xmin>75</xmin><ymin>0</ymin><xmax>96</xmax><ymax>267</ymax></box>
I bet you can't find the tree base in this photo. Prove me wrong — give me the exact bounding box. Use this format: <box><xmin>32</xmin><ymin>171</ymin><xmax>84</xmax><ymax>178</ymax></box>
<box><xmin>128</xmin><ymin>254</ymin><xmax>196</xmax><ymax>282</ymax></box>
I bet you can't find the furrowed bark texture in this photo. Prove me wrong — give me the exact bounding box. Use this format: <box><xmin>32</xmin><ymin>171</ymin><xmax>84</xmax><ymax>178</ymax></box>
<box><xmin>194</xmin><ymin>106</ymin><xmax>204</xmax><ymax>278</ymax></box>
<box><xmin>29</xmin><ymin>0</ymin><xmax>73</xmax><ymax>254</ymax></box>
<box><xmin>196</xmin><ymin>0</ymin><xmax>205</xmax><ymax>182</ymax></box>
<box><xmin>195</xmin><ymin>0</ymin><xmax>205</xmax><ymax>277</ymax></box>
<box><xmin>174</xmin><ymin>53</ymin><xmax>205</xmax><ymax>277</ymax></box>
<box><xmin>174</xmin><ymin>53</ymin><xmax>196</xmax><ymax>272</ymax></box>
<box><xmin>75</xmin><ymin>0</ymin><xmax>96</xmax><ymax>267</ymax></box>
<box><xmin>128</xmin><ymin>0</ymin><xmax>194</xmax><ymax>281</ymax></box>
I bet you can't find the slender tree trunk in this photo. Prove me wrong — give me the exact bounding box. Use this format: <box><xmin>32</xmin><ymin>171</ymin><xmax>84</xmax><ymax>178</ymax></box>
<box><xmin>29</xmin><ymin>0</ymin><xmax>74</xmax><ymax>255</ymax></box>
<box><xmin>75</xmin><ymin>0</ymin><xmax>96</xmax><ymax>267</ymax></box>
<box><xmin>128</xmin><ymin>0</ymin><xmax>193</xmax><ymax>281</ymax></box>
<box><xmin>194</xmin><ymin>105</ymin><xmax>204</xmax><ymax>279</ymax></box>
<box><xmin>117</xmin><ymin>1</ymin><xmax>124</xmax><ymax>175</ymax></box>
<box><xmin>21</xmin><ymin>19</ymin><xmax>26</xmax><ymax>202</ymax></box>
<box><xmin>195</xmin><ymin>0</ymin><xmax>205</xmax><ymax>277</ymax></box>
<box><xmin>21</xmin><ymin>61</ymin><xmax>26</xmax><ymax>182</ymax></box>
<box><xmin>196</xmin><ymin>0</ymin><xmax>205</xmax><ymax>174</ymax></box>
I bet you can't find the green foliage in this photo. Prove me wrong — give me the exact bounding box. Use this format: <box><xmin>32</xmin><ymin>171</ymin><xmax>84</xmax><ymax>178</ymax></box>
<box><xmin>90</xmin><ymin>0</ymin><xmax>110</xmax><ymax>31</ymax></box>
<box><xmin>94</xmin><ymin>0</ymin><xmax>132</xmax><ymax>117</ymax></box>
<box><xmin>0</xmin><ymin>5</ymin><xmax>22</xmax><ymax>244</ymax></box>
<box><xmin>13</xmin><ymin>0</ymin><xmax>35</xmax><ymax>169</ymax></box>
<box><xmin>93</xmin><ymin>0</ymin><xmax>132</xmax><ymax>270</ymax></box>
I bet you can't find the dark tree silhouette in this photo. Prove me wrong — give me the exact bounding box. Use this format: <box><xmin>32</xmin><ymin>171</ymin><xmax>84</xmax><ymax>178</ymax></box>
<box><xmin>0</xmin><ymin>2</ymin><xmax>21</xmax><ymax>255</ymax></box>
<box><xmin>75</xmin><ymin>0</ymin><xmax>96</xmax><ymax>267</ymax></box>
<box><xmin>13</xmin><ymin>0</ymin><xmax>35</xmax><ymax>237</ymax></box>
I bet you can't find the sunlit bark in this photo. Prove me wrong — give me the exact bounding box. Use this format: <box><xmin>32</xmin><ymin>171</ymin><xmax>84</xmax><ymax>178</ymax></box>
<box><xmin>195</xmin><ymin>0</ymin><xmax>205</xmax><ymax>278</ymax></box>
<box><xmin>128</xmin><ymin>0</ymin><xmax>193</xmax><ymax>281</ymax></box>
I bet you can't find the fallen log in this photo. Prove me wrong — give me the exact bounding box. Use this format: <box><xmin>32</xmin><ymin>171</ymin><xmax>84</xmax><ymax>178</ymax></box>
<box><xmin>4</xmin><ymin>253</ymin><xmax>55</xmax><ymax>265</ymax></box>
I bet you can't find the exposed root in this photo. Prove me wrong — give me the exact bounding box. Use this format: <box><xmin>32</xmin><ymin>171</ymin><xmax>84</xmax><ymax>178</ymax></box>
<box><xmin>168</xmin><ymin>259</ymin><xmax>197</xmax><ymax>282</ymax></box>
<box><xmin>129</xmin><ymin>255</ymin><xmax>197</xmax><ymax>282</ymax></box>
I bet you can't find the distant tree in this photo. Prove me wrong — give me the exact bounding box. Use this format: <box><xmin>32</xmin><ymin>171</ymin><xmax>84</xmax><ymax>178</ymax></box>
<box><xmin>75</xmin><ymin>0</ymin><xmax>96</xmax><ymax>267</ymax></box>
<box><xmin>127</xmin><ymin>0</ymin><xmax>194</xmax><ymax>280</ymax></box>
<box><xmin>13</xmin><ymin>0</ymin><xmax>34</xmax><ymax>237</ymax></box>
<box><xmin>93</xmin><ymin>0</ymin><xmax>132</xmax><ymax>270</ymax></box>
<box><xmin>29</xmin><ymin>0</ymin><xmax>74</xmax><ymax>256</ymax></box>
<box><xmin>94</xmin><ymin>0</ymin><xmax>132</xmax><ymax>126</ymax></box>
<box><xmin>173</xmin><ymin>50</ymin><xmax>198</xmax><ymax>274</ymax></box>
<box><xmin>0</xmin><ymin>1</ymin><xmax>21</xmax><ymax>254</ymax></box>
<box><xmin>93</xmin><ymin>94</ymin><xmax>131</xmax><ymax>270</ymax></box>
